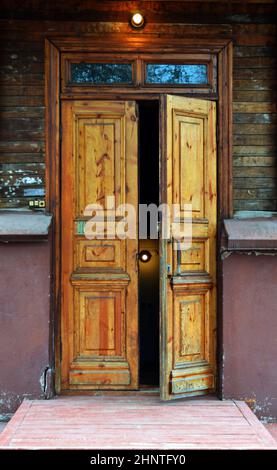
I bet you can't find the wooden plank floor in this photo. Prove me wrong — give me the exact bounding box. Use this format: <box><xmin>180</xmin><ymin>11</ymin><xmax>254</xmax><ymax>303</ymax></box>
<box><xmin>0</xmin><ymin>396</ymin><xmax>276</xmax><ymax>449</ymax></box>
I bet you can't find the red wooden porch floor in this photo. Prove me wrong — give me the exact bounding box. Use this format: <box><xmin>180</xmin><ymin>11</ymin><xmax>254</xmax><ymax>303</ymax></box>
<box><xmin>0</xmin><ymin>396</ymin><xmax>276</xmax><ymax>449</ymax></box>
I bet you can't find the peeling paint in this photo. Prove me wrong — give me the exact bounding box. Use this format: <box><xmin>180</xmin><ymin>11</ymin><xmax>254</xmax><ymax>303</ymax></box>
<box><xmin>0</xmin><ymin>391</ymin><xmax>34</xmax><ymax>415</ymax></box>
<box><xmin>0</xmin><ymin>413</ymin><xmax>13</xmax><ymax>422</ymax></box>
<box><xmin>221</xmin><ymin>250</ymin><xmax>232</xmax><ymax>260</ymax></box>
<box><xmin>39</xmin><ymin>369</ymin><xmax>46</xmax><ymax>393</ymax></box>
<box><xmin>21</xmin><ymin>176</ymin><xmax>43</xmax><ymax>185</ymax></box>
<box><xmin>239</xmin><ymin>393</ymin><xmax>276</xmax><ymax>423</ymax></box>
<box><xmin>39</xmin><ymin>366</ymin><xmax>55</xmax><ymax>399</ymax></box>
<box><xmin>222</xmin><ymin>249</ymin><xmax>277</xmax><ymax>259</ymax></box>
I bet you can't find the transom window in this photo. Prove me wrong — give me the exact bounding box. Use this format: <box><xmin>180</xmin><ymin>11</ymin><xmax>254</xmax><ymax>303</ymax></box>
<box><xmin>145</xmin><ymin>63</ymin><xmax>208</xmax><ymax>85</ymax></box>
<box><xmin>70</xmin><ymin>63</ymin><xmax>133</xmax><ymax>85</ymax></box>
<box><xmin>61</xmin><ymin>53</ymin><xmax>216</xmax><ymax>94</ymax></box>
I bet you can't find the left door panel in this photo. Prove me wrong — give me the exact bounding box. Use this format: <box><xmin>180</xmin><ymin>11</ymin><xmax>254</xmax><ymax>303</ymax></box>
<box><xmin>61</xmin><ymin>100</ymin><xmax>138</xmax><ymax>390</ymax></box>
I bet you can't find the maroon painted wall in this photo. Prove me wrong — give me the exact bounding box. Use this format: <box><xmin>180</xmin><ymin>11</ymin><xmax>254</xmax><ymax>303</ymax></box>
<box><xmin>1</xmin><ymin>242</ymin><xmax>277</xmax><ymax>420</ymax></box>
<box><xmin>222</xmin><ymin>252</ymin><xmax>277</xmax><ymax>421</ymax></box>
<box><xmin>0</xmin><ymin>241</ymin><xmax>51</xmax><ymax>417</ymax></box>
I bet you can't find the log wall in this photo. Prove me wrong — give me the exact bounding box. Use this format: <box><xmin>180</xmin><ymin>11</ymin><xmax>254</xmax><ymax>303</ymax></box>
<box><xmin>0</xmin><ymin>3</ymin><xmax>276</xmax><ymax>213</ymax></box>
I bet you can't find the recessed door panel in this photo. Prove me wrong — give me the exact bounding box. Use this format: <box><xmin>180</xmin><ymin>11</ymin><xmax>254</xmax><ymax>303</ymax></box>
<box><xmin>160</xmin><ymin>94</ymin><xmax>217</xmax><ymax>400</ymax></box>
<box><xmin>61</xmin><ymin>100</ymin><xmax>138</xmax><ymax>390</ymax></box>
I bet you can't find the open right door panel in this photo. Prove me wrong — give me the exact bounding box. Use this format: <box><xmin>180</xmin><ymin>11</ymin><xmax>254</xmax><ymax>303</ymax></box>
<box><xmin>160</xmin><ymin>94</ymin><xmax>217</xmax><ymax>400</ymax></box>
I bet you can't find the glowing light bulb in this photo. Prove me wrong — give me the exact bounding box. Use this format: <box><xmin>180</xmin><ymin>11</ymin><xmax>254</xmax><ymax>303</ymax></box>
<box><xmin>131</xmin><ymin>12</ymin><xmax>145</xmax><ymax>28</ymax></box>
<box><xmin>139</xmin><ymin>250</ymin><xmax>152</xmax><ymax>263</ymax></box>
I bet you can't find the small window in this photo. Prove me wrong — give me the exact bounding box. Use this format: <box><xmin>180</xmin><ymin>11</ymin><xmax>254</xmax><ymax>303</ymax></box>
<box><xmin>70</xmin><ymin>63</ymin><xmax>133</xmax><ymax>85</ymax></box>
<box><xmin>145</xmin><ymin>63</ymin><xmax>208</xmax><ymax>85</ymax></box>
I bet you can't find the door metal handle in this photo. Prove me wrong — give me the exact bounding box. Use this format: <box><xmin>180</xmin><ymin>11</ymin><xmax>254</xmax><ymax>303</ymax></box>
<box><xmin>167</xmin><ymin>238</ymin><xmax>182</xmax><ymax>276</ymax></box>
<box><xmin>176</xmin><ymin>240</ymin><xmax>181</xmax><ymax>275</ymax></box>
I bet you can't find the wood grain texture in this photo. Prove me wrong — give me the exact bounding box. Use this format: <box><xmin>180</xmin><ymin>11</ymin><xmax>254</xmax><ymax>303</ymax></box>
<box><xmin>1</xmin><ymin>16</ymin><xmax>275</xmax><ymax>212</ymax></box>
<box><xmin>160</xmin><ymin>95</ymin><xmax>217</xmax><ymax>400</ymax></box>
<box><xmin>61</xmin><ymin>100</ymin><xmax>139</xmax><ymax>391</ymax></box>
<box><xmin>44</xmin><ymin>32</ymin><xmax>231</xmax><ymax>396</ymax></box>
<box><xmin>232</xmin><ymin>24</ymin><xmax>277</xmax><ymax>213</ymax></box>
<box><xmin>0</xmin><ymin>397</ymin><xmax>275</xmax><ymax>449</ymax></box>
<box><xmin>0</xmin><ymin>1</ymin><xmax>276</xmax><ymax>24</ymax></box>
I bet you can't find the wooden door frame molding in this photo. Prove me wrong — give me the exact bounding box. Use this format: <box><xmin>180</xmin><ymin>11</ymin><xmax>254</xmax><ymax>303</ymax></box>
<box><xmin>45</xmin><ymin>32</ymin><xmax>233</xmax><ymax>394</ymax></box>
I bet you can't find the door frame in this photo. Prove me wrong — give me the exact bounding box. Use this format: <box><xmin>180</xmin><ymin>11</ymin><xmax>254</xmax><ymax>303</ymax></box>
<box><xmin>45</xmin><ymin>30</ymin><xmax>233</xmax><ymax>395</ymax></box>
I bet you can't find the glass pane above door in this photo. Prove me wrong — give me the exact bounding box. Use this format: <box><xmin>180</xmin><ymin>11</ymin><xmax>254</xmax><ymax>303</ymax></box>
<box><xmin>70</xmin><ymin>63</ymin><xmax>133</xmax><ymax>85</ymax></box>
<box><xmin>145</xmin><ymin>63</ymin><xmax>208</xmax><ymax>85</ymax></box>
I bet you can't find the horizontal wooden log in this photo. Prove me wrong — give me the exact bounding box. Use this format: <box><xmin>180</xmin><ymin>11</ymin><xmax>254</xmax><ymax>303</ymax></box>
<box><xmin>0</xmin><ymin>162</ymin><xmax>45</xmax><ymax>172</ymax></box>
<box><xmin>0</xmin><ymin>62</ymin><xmax>44</xmax><ymax>74</ymax></box>
<box><xmin>0</xmin><ymin>40</ymin><xmax>44</xmax><ymax>52</ymax></box>
<box><xmin>234</xmin><ymin>199</ymin><xmax>277</xmax><ymax>211</ymax></box>
<box><xmin>233</xmin><ymin>123</ymin><xmax>277</xmax><ymax>135</ymax></box>
<box><xmin>0</xmin><ymin>19</ymin><xmax>232</xmax><ymax>35</ymax></box>
<box><xmin>0</xmin><ymin>160</ymin><xmax>45</xmax><ymax>197</ymax></box>
<box><xmin>234</xmin><ymin>134</ymin><xmax>277</xmax><ymax>145</ymax></box>
<box><xmin>233</xmin><ymin>102</ymin><xmax>277</xmax><ymax>113</ymax></box>
<box><xmin>0</xmin><ymin>118</ymin><xmax>44</xmax><ymax>131</ymax></box>
<box><xmin>233</xmin><ymin>113</ymin><xmax>277</xmax><ymax>124</ymax></box>
<box><xmin>233</xmin><ymin>24</ymin><xmax>277</xmax><ymax>46</ymax></box>
<box><xmin>234</xmin><ymin>46</ymin><xmax>276</xmax><ymax>58</ymax></box>
<box><xmin>0</xmin><ymin>107</ymin><xmax>45</xmax><ymax>118</ymax></box>
<box><xmin>233</xmin><ymin>166</ymin><xmax>277</xmax><ymax>177</ymax></box>
<box><xmin>0</xmin><ymin>141</ymin><xmax>44</xmax><ymax>153</ymax></box>
<box><xmin>233</xmin><ymin>68</ymin><xmax>277</xmax><ymax>80</ymax></box>
<box><xmin>233</xmin><ymin>79</ymin><xmax>277</xmax><ymax>91</ymax></box>
<box><xmin>0</xmin><ymin>21</ymin><xmax>272</xmax><ymax>44</ymax></box>
<box><xmin>234</xmin><ymin>177</ymin><xmax>277</xmax><ymax>189</ymax></box>
<box><xmin>0</xmin><ymin>197</ymin><xmax>35</xmax><ymax>208</ymax></box>
<box><xmin>234</xmin><ymin>188</ymin><xmax>277</xmax><ymax>200</ymax></box>
<box><xmin>0</xmin><ymin>96</ymin><xmax>44</xmax><ymax>106</ymax></box>
<box><xmin>0</xmin><ymin>186</ymin><xmax>45</xmax><ymax>198</ymax></box>
<box><xmin>233</xmin><ymin>90</ymin><xmax>277</xmax><ymax>102</ymax></box>
<box><xmin>0</xmin><ymin>153</ymin><xmax>45</xmax><ymax>163</ymax></box>
<box><xmin>0</xmin><ymin>85</ymin><xmax>44</xmax><ymax>96</ymax></box>
<box><xmin>0</xmin><ymin>161</ymin><xmax>45</xmax><ymax>198</ymax></box>
<box><xmin>0</xmin><ymin>74</ymin><xmax>44</xmax><ymax>85</ymax></box>
<box><xmin>234</xmin><ymin>56</ymin><xmax>277</xmax><ymax>68</ymax></box>
<box><xmin>233</xmin><ymin>156</ymin><xmax>277</xmax><ymax>167</ymax></box>
<box><xmin>0</xmin><ymin>174</ymin><xmax>45</xmax><ymax>198</ymax></box>
<box><xmin>0</xmin><ymin>52</ymin><xmax>44</xmax><ymax>64</ymax></box>
<box><xmin>0</xmin><ymin>130</ymin><xmax>44</xmax><ymax>141</ymax></box>
<box><xmin>0</xmin><ymin>4</ymin><xmax>276</xmax><ymax>24</ymax></box>
<box><xmin>234</xmin><ymin>35</ymin><xmax>277</xmax><ymax>47</ymax></box>
<box><xmin>233</xmin><ymin>145</ymin><xmax>277</xmax><ymax>156</ymax></box>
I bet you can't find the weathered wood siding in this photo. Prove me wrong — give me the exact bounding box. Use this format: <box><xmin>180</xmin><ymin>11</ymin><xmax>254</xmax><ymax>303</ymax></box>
<box><xmin>233</xmin><ymin>24</ymin><xmax>277</xmax><ymax>213</ymax></box>
<box><xmin>0</xmin><ymin>34</ymin><xmax>45</xmax><ymax>208</ymax></box>
<box><xmin>0</xmin><ymin>16</ymin><xmax>276</xmax><ymax>213</ymax></box>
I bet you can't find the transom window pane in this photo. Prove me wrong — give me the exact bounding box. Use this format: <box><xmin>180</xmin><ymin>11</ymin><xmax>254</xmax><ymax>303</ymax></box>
<box><xmin>70</xmin><ymin>63</ymin><xmax>133</xmax><ymax>85</ymax></box>
<box><xmin>145</xmin><ymin>64</ymin><xmax>208</xmax><ymax>85</ymax></box>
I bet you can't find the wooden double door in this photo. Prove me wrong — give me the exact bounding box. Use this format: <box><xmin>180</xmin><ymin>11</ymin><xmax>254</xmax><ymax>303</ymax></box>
<box><xmin>60</xmin><ymin>95</ymin><xmax>217</xmax><ymax>400</ymax></box>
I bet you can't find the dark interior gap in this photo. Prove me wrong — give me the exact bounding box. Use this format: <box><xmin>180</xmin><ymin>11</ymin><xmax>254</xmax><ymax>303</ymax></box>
<box><xmin>138</xmin><ymin>100</ymin><xmax>160</xmax><ymax>387</ymax></box>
